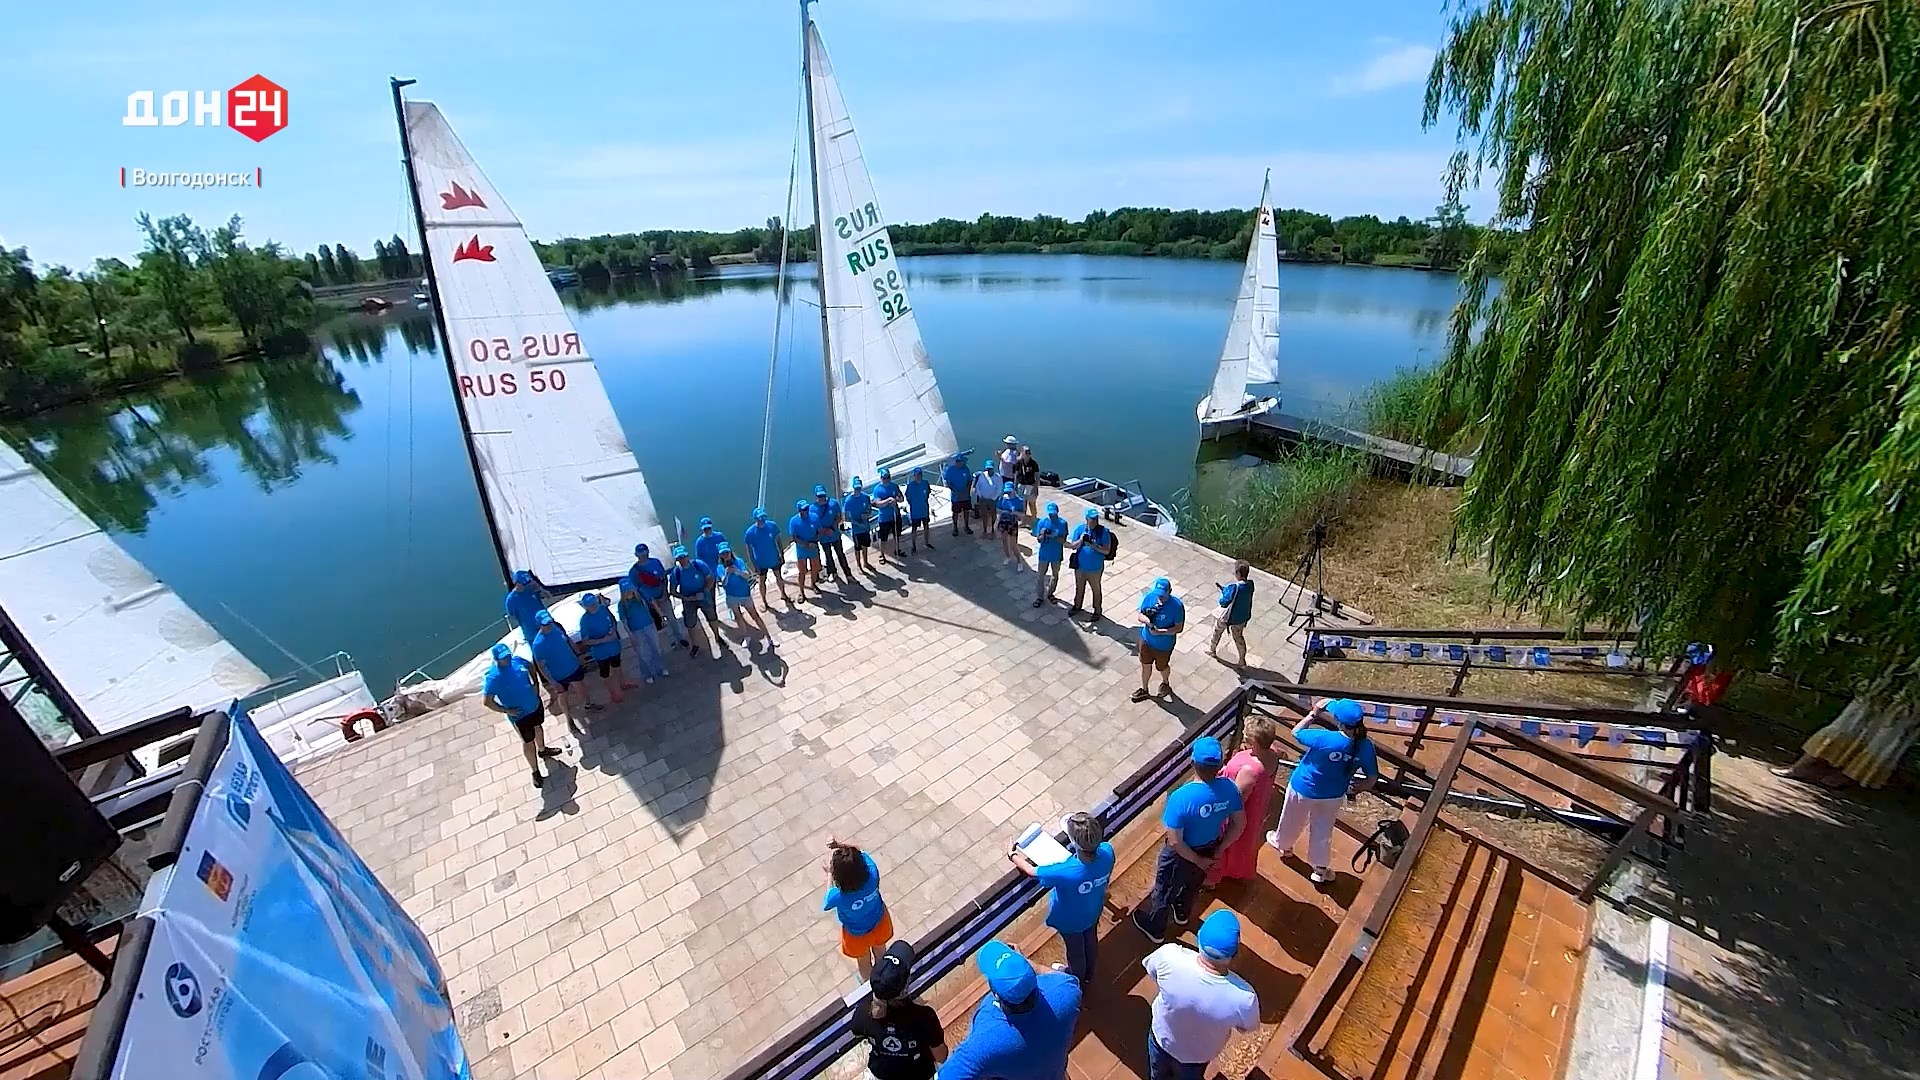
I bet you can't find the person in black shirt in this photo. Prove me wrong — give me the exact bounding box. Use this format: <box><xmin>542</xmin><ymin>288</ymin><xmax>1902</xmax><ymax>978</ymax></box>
<box><xmin>850</xmin><ymin>940</ymin><xmax>947</xmax><ymax>1080</ymax></box>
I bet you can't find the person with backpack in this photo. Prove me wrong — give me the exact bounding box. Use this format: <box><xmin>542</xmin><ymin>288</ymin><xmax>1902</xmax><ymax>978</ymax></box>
<box><xmin>1268</xmin><ymin>697</ymin><xmax>1380</xmax><ymax>884</ymax></box>
<box><xmin>630</xmin><ymin>543</ymin><xmax>689</xmax><ymax>651</ymax></box>
<box><xmin>1068</xmin><ymin>508</ymin><xmax>1116</xmax><ymax>623</ymax></box>
<box><xmin>1208</xmin><ymin>560</ymin><xmax>1256</xmax><ymax>667</ymax></box>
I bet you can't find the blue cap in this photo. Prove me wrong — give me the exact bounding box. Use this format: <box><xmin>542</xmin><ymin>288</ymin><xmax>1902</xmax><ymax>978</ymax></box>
<box><xmin>512</xmin><ymin>570</ymin><xmax>534</xmax><ymax>585</ymax></box>
<box><xmin>1191</xmin><ymin>736</ymin><xmax>1224</xmax><ymax>765</ymax></box>
<box><xmin>753</xmin><ymin>507</ymin><xmax>768</xmax><ymax>520</ymax></box>
<box><xmin>814</xmin><ymin>484</ymin><xmax>829</xmax><ymax>497</ymax></box>
<box><xmin>1084</xmin><ymin>507</ymin><xmax>1099</xmax><ymax>521</ymax></box>
<box><xmin>1154</xmin><ymin>577</ymin><xmax>1172</xmax><ymax>594</ymax></box>
<box><xmin>1002</xmin><ymin>480</ymin><xmax>1015</xmax><ymax>493</ymax></box>
<box><xmin>1045</xmin><ymin>502</ymin><xmax>1059</xmax><ymax>514</ymax></box>
<box><xmin>490</xmin><ymin>643</ymin><xmax>512</xmax><ymax>661</ymax></box>
<box><xmin>976</xmin><ymin>941</ymin><xmax>1036</xmax><ymax>1003</ymax></box>
<box><xmin>716</xmin><ymin>542</ymin><xmax>733</xmax><ymax>554</ymax></box>
<box><xmin>699</xmin><ymin>517</ymin><xmax>713</xmax><ymax>529</ymax></box>
<box><xmin>1197</xmin><ymin>910</ymin><xmax>1241</xmax><ymax>960</ymax></box>
<box><xmin>1329</xmin><ymin>698</ymin><xmax>1365</xmax><ymax>726</ymax></box>
<box><xmin>878</xmin><ymin>465</ymin><xmax>891</xmax><ymax>478</ymax></box>
<box><xmin>582</xmin><ymin>593</ymin><xmax>602</xmax><ymax>608</ymax></box>
<box><xmin>953</xmin><ymin>452</ymin><xmax>966</xmax><ymax>461</ymax></box>
<box><xmin>671</xmin><ymin>544</ymin><xmax>689</xmax><ymax>558</ymax></box>
<box><xmin>534</xmin><ymin>610</ymin><xmax>554</xmax><ymax>626</ymax></box>
<box><xmin>795</xmin><ymin>499</ymin><xmax>809</xmax><ymax>512</ymax></box>
<box><xmin>912</xmin><ymin>466</ymin><xmax>923</xmax><ymax>475</ymax></box>
<box><xmin>851</xmin><ymin>476</ymin><xmax>864</xmax><ymax>488</ymax></box>
<box><xmin>634</xmin><ymin>543</ymin><xmax>649</xmax><ymax>556</ymax></box>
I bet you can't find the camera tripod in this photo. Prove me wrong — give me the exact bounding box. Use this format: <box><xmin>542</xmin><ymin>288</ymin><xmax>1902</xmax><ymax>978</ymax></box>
<box><xmin>1280</xmin><ymin>516</ymin><xmax>1338</xmax><ymax>645</ymax></box>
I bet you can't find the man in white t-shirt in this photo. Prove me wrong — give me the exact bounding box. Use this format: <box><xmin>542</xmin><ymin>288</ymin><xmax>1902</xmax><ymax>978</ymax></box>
<box><xmin>997</xmin><ymin>435</ymin><xmax>1020</xmax><ymax>482</ymax></box>
<box><xmin>1141</xmin><ymin>910</ymin><xmax>1259</xmax><ymax>1080</ymax></box>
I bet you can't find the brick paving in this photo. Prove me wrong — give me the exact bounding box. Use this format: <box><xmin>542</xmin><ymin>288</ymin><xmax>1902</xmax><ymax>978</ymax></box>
<box><xmin>293</xmin><ymin>494</ymin><xmax>1313</xmax><ymax>1080</ymax></box>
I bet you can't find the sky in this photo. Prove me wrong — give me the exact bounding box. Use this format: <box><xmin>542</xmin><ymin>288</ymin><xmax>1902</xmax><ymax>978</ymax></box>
<box><xmin>2</xmin><ymin>0</ymin><xmax>1470</xmax><ymax>269</ymax></box>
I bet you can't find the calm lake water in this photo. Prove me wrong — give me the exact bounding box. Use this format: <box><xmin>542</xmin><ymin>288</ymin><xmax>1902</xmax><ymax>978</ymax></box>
<box><xmin>4</xmin><ymin>255</ymin><xmax>1462</xmax><ymax>694</ymax></box>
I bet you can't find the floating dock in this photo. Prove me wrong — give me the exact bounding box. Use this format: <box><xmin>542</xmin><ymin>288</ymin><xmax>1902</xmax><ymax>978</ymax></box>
<box><xmin>1242</xmin><ymin>411</ymin><xmax>1475</xmax><ymax>483</ymax></box>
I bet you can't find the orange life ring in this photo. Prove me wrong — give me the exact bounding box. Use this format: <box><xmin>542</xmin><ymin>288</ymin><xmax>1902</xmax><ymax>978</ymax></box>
<box><xmin>340</xmin><ymin>708</ymin><xmax>387</xmax><ymax>742</ymax></box>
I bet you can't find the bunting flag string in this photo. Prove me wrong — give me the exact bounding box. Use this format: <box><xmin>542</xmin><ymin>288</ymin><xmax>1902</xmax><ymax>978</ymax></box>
<box><xmin>1273</xmin><ymin>690</ymin><xmax>1698</xmax><ymax>748</ymax></box>
<box><xmin>1306</xmin><ymin>633</ymin><xmax>1648</xmax><ymax>672</ymax></box>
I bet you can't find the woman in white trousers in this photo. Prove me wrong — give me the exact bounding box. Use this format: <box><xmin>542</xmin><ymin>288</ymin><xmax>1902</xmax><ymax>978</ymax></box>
<box><xmin>1269</xmin><ymin>697</ymin><xmax>1379</xmax><ymax>883</ymax></box>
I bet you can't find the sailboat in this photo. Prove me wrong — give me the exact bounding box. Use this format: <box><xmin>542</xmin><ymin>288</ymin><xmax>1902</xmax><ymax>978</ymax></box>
<box><xmin>796</xmin><ymin>0</ymin><xmax>960</xmax><ymax>493</ymax></box>
<box><xmin>387</xmin><ymin>79</ymin><xmax>671</xmax><ymax>708</ymax></box>
<box><xmin>1195</xmin><ymin>172</ymin><xmax>1282</xmax><ymax>437</ymax></box>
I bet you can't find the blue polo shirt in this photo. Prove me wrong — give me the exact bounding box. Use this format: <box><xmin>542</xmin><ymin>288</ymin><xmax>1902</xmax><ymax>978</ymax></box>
<box><xmin>504</xmin><ymin>587</ymin><xmax>548</xmax><ymax>638</ymax></box>
<box><xmin>821</xmin><ymin>853</ymin><xmax>886</xmax><ymax>935</ymax></box>
<box><xmin>1034</xmin><ymin>843</ymin><xmax>1115</xmax><ymax>934</ymax></box>
<box><xmin>578</xmin><ymin>606</ymin><xmax>621</xmax><ymax>661</ymax></box>
<box><xmin>905</xmin><ymin>478</ymin><xmax>932</xmax><ymax>519</ymax></box>
<box><xmin>1139</xmin><ymin>593</ymin><xmax>1184</xmax><ymax>651</ymax></box>
<box><xmin>617</xmin><ymin>589</ymin><xmax>650</xmax><ymax>634</ymax></box>
<box><xmin>995</xmin><ymin>493</ymin><xmax>1022</xmax><ymax>523</ymax></box>
<box><xmin>1162</xmin><ymin>776</ymin><xmax>1242</xmax><ymax>848</ymax></box>
<box><xmin>872</xmin><ymin>481</ymin><xmax>903</xmax><ymax>521</ymax></box>
<box><xmin>938</xmin><ymin>972</ymin><xmax>1082</xmax><ymax>1080</ymax></box>
<box><xmin>630</xmin><ymin>558</ymin><xmax>669</xmax><ymax>601</ymax></box>
<box><xmin>1030</xmin><ymin>515</ymin><xmax>1069</xmax><ymax>564</ymax></box>
<box><xmin>811</xmin><ymin>498</ymin><xmax>842</xmax><ymax>533</ymax></box>
<box><xmin>481</xmin><ymin>657</ymin><xmax>540</xmax><ymax>717</ymax></box>
<box><xmin>788</xmin><ymin>512</ymin><xmax>818</xmax><ymax>545</ymax></box>
<box><xmin>1069</xmin><ymin>523</ymin><xmax>1109</xmax><ymax>573</ymax></box>
<box><xmin>668</xmin><ymin>560</ymin><xmax>713</xmax><ymax>597</ymax></box>
<box><xmin>1219</xmin><ymin>580</ymin><xmax>1255</xmax><ymax>625</ymax></box>
<box><xmin>942</xmin><ymin>463</ymin><xmax>971</xmax><ymax>497</ymax></box>
<box><xmin>718</xmin><ymin>560</ymin><xmax>754</xmax><ymax>600</ymax></box>
<box><xmin>1291</xmin><ymin>728</ymin><xmax>1380</xmax><ymax>799</ymax></box>
<box><xmin>843</xmin><ymin>490</ymin><xmax>874</xmax><ymax>533</ymax></box>
<box><xmin>743</xmin><ymin>520</ymin><xmax>782</xmax><ymax>567</ymax></box>
<box><xmin>693</xmin><ymin>529</ymin><xmax>727</xmax><ymax>568</ymax></box>
<box><xmin>529</xmin><ymin>626</ymin><xmax>582</xmax><ymax>681</ymax></box>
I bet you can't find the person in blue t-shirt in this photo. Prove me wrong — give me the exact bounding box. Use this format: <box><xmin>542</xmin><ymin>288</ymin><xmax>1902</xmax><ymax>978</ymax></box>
<box><xmin>1133</xmin><ymin>577</ymin><xmax>1186</xmax><ymax>703</ymax></box>
<box><xmin>1208</xmin><ymin>559</ymin><xmax>1256</xmax><ymax>667</ymax></box>
<box><xmin>1028</xmin><ymin>503</ymin><xmax>1069</xmax><ymax>608</ymax></box>
<box><xmin>576</xmin><ymin>591</ymin><xmax>634</xmax><ymax>707</ymax></box>
<box><xmin>1269</xmin><ymin>697</ymin><xmax>1379</xmax><ymax>884</ymax></box>
<box><xmin>1068</xmin><ymin>509</ymin><xmax>1115</xmax><ymax>623</ymax></box>
<box><xmin>528</xmin><ymin>610</ymin><xmax>589</xmax><ymax>733</ymax></box>
<box><xmin>994</xmin><ymin>481</ymin><xmax>1024</xmax><ymax>564</ymax></box>
<box><xmin>937</xmin><ymin>941</ymin><xmax>1081</xmax><ymax>1080</ymax></box>
<box><xmin>692</xmin><ymin>517</ymin><xmax>728</xmax><ymax>569</ymax></box>
<box><xmin>872</xmin><ymin>466</ymin><xmax>906</xmax><ymax>560</ymax></box>
<box><xmin>941</xmin><ymin>454</ymin><xmax>974</xmax><ymax>537</ymax></box>
<box><xmin>503</xmin><ymin>570</ymin><xmax>550</xmax><ymax>646</ymax></box>
<box><xmin>788</xmin><ymin>499</ymin><xmax>821</xmax><ymax>601</ymax></box>
<box><xmin>904</xmin><ymin>466</ymin><xmax>935</xmax><ymax>553</ymax></box>
<box><xmin>822</xmin><ymin>839</ymin><xmax>893</xmax><ymax>979</ymax></box>
<box><xmin>1009</xmin><ymin>812</ymin><xmax>1114</xmax><ymax>982</ymax></box>
<box><xmin>715</xmin><ymin>544</ymin><xmax>773</xmax><ymax>648</ymax></box>
<box><xmin>742</xmin><ymin>507</ymin><xmax>790</xmax><ymax>608</ymax></box>
<box><xmin>1132</xmin><ymin>736</ymin><xmax>1244</xmax><ymax>943</ymax></box>
<box><xmin>811</xmin><ymin>485</ymin><xmax>851</xmax><ymax>583</ymax></box>
<box><xmin>668</xmin><ymin>544</ymin><xmax>722</xmax><ymax>657</ymax></box>
<box><xmin>481</xmin><ymin>642</ymin><xmax>559</xmax><ymax>789</ymax></box>
<box><xmin>630</xmin><ymin>543</ymin><xmax>688</xmax><ymax>649</ymax></box>
<box><xmin>843</xmin><ymin>477</ymin><xmax>877</xmax><ymax>573</ymax></box>
<box><xmin>616</xmin><ymin>575</ymin><xmax>668</xmax><ymax>682</ymax></box>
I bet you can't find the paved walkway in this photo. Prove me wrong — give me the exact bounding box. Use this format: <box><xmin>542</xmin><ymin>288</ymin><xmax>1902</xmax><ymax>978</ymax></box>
<box><xmin>294</xmin><ymin>495</ymin><xmax>1313</xmax><ymax>1080</ymax></box>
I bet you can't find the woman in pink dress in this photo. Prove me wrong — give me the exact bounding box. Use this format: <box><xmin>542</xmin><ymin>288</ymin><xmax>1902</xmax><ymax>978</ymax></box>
<box><xmin>1206</xmin><ymin>717</ymin><xmax>1282</xmax><ymax>884</ymax></box>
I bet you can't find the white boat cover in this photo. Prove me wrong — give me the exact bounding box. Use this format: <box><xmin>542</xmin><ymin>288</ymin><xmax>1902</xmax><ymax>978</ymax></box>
<box><xmin>403</xmin><ymin>100</ymin><xmax>669</xmax><ymax>590</ymax></box>
<box><xmin>1202</xmin><ymin>175</ymin><xmax>1282</xmax><ymax>419</ymax></box>
<box><xmin>0</xmin><ymin>440</ymin><xmax>268</xmax><ymax>735</ymax></box>
<box><xmin>389</xmin><ymin>587</ymin><xmax>601</xmax><ymax>715</ymax></box>
<box><xmin>806</xmin><ymin>23</ymin><xmax>960</xmax><ymax>485</ymax></box>
<box><xmin>245</xmin><ymin>670</ymin><xmax>379</xmax><ymax>763</ymax></box>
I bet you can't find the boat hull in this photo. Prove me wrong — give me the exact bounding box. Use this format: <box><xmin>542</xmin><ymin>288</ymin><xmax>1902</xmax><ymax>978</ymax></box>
<box><xmin>1057</xmin><ymin>477</ymin><xmax>1180</xmax><ymax>538</ymax></box>
<box><xmin>1197</xmin><ymin>394</ymin><xmax>1281</xmax><ymax>437</ymax></box>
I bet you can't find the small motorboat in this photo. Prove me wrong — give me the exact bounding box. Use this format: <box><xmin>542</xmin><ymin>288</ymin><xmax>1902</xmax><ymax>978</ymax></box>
<box><xmin>1058</xmin><ymin>476</ymin><xmax>1179</xmax><ymax>537</ymax></box>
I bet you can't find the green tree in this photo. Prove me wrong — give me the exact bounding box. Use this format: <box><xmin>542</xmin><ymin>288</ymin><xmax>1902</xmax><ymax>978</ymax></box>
<box><xmin>135</xmin><ymin>212</ymin><xmax>205</xmax><ymax>345</ymax></box>
<box><xmin>1421</xmin><ymin>0</ymin><xmax>1919</xmax><ymax>686</ymax></box>
<box><xmin>372</xmin><ymin>239</ymin><xmax>392</xmax><ymax>279</ymax></box>
<box><xmin>332</xmin><ymin>243</ymin><xmax>362</xmax><ymax>283</ymax></box>
<box><xmin>193</xmin><ymin>216</ymin><xmax>311</xmax><ymax>352</ymax></box>
<box><xmin>316</xmin><ymin>245</ymin><xmax>339</xmax><ymax>285</ymax></box>
<box><xmin>1426</xmin><ymin>183</ymin><xmax>1469</xmax><ymax>270</ymax></box>
<box><xmin>387</xmin><ymin>234</ymin><xmax>415</xmax><ymax>279</ymax></box>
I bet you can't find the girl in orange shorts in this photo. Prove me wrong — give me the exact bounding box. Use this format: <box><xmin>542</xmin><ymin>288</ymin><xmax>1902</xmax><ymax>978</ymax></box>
<box><xmin>822</xmin><ymin>838</ymin><xmax>893</xmax><ymax>979</ymax></box>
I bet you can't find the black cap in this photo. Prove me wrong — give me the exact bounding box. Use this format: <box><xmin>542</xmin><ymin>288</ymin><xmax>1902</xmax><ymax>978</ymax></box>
<box><xmin>870</xmin><ymin>940</ymin><xmax>916</xmax><ymax>1000</ymax></box>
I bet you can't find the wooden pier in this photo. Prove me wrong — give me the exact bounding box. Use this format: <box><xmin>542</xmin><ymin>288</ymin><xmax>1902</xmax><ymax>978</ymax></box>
<box><xmin>1242</xmin><ymin>411</ymin><xmax>1475</xmax><ymax>483</ymax></box>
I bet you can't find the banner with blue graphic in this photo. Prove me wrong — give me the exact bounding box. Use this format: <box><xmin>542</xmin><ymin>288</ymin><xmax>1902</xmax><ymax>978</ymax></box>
<box><xmin>104</xmin><ymin>708</ymin><xmax>470</xmax><ymax>1079</ymax></box>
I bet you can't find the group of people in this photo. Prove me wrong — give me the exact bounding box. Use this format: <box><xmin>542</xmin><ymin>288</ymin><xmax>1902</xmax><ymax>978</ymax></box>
<box><xmin>828</xmin><ymin>697</ymin><xmax>1381</xmax><ymax>1080</ymax></box>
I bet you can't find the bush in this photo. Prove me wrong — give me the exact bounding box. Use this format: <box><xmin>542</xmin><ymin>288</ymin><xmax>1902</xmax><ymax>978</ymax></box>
<box><xmin>175</xmin><ymin>340</ymin><xmax>220</xmax><ymax>371</ymax></box>
<box><xmin>1175</xmin><ymin>445</ymin><xmax>1367</xmax><ymax>559</ymax></box>
<box><xmin>260</xmin><ymin>327</ymin><xmax>312</xmax><ymax>357</ymax></box>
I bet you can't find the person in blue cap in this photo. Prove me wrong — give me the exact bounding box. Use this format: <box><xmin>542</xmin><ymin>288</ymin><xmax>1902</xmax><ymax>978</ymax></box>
<box><xmin>503</xmin><ymin>570</ymin><xmax>550</xmax><ymax>646</ymax></box>
<box><xmin>715</xmin><ymin>543</ymin><xmax>774</xmax><ymax>648</ymax></box>
<box><xmin>1008</xmin><ymin>812</ymin><xmax>1112</xmax><ymax>982</ymax></box>
<box><xmin>843</xmin><ymin>476</ymin><xmax>877</xmax><ymax>574</ymax></box>
<box><xmin>904</xmin><ymin>465</ymin><xmax>935</xmax><ymax>553</ymax></box>
<box><xmin>616</xmin><ymin>575</ymin><xmax>669</xmax><ymax>683</ymax></box>
<box><xmin>993</xmin><ymin>480</ymin><xmax>1024</xmax><ymax>564</ymax></box>
<box><xmin>812</xmin><ymin>484</ymin><xmax>851</xmax><ymax>583</ymax></box>
<box><xmin>576</xmin><ymin>592</ymin><xmax>634</xmax><ymax>707</ymax></box>
<box><xmin>1028</xmin><ymin>503</ymin><xmax>1069</xmax><ymax>607</ymax></box>
<box><xmin>742</xmin><ymin>507</ymin><xmax>790</xmax><ymax>608</ymax></box>
<box><xmin>872</xmin><ymin>466</ymin><xmax>906</xmax><ymax>561</ymax></box>
<box><xmin>1268</xmin><ymin>697</ymin><xmax>1378</xmax><ymax>884</ymax></box>
<box><xmin>1132</xmin><ymin>577</ymin><xmax>1186</xmax><ymax>703</ymax></box>
<box><xmin>481</xmin><ymin>642</ymin><xmax>560</xmax><ymax>789</ymax></box>
<box><xmin>1132</xmin><ymin>736</ymin><xmax>1243</xmax><ymax>943</ymax></box>
<box><xmin>1143</xmin><ymin>910</ymin><xmax>1260</xmax><ymax>1079</ymax></box>
<box><xmin>942</xmin><ymin>453</ymin><xmax>974</xmax><ymax>537</ymax></box>
<box><xmin>630</xmin><ymin>543</ymin><xmax>688</xmax><ymax>650</ymax></box>
<box><xmin>669</xmin><ymin>543</ymin><xmax>722</xmax><ymax>657</ymax></box>
<box><xmin>788</xmin><ymin>498</ymin><xmax>822</xmax><ymax>600</ymax></box>
<box><xmin>1067</xmin><ymin>508</ymin><xmax>1115</xmax><ymax>623</ymax></box>
<box><xmin>937</xmin><ymin>940</ymin><xmax>1081</xmax><ymax>1080</ymax></box>
<box><xmin>692</xmin><ymin>516</ymin><xmax>728</xmax><ymax>570</ymax></box>
<box><xmin>529</xmin><ymin>609</ymin><xmax>590</xmax><ymax>731</ymax></box>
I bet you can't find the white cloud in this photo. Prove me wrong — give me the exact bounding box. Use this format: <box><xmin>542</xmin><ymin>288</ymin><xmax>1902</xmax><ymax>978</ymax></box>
<box><xmin>1332</xmin><ymin>42</ymin><xmax>1437</xmax><ymax>96</ymax></box>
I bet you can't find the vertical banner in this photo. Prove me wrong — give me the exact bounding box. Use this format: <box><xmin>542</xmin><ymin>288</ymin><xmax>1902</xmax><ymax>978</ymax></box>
<box><xmin>102</xmin><ymin>709</ymin><xmax>469</xmax><ymax>1079</ymax></box>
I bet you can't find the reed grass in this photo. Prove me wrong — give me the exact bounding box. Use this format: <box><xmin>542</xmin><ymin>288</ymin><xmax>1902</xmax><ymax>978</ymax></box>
<box><xmin>1176</xmin><ymin>444</ymin><xmax>1368</xmax><ymax>560</ymax></box>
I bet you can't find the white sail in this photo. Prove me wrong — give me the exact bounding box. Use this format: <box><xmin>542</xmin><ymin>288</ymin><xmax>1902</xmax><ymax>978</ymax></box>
<box><xmin>806</xmin><ymin>23</ymin><xmax>960</xmax><ymax>484</ymax></box>
<box><xmin>0</xmin><ymin>440</ymin><xmax>267</xmax><ymax>740</ymax></box>
<box><xmin>402</xmin><ymin>100</ymin><xmax>668</xmax><ymax>589</ymax></box>
<box><xmin>1201</xmin><ymin>176</ymin><xmax>1282</xmax><ymax>420</ymax></box>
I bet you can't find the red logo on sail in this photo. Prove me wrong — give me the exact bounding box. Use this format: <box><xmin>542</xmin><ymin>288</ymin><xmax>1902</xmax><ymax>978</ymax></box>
<box><xmin>452</xmin><ymin>236</ymin><xmax>495</xmax><ymax>263</ymax></box>
<box><xmin>439</xmin><ymin>182</ymin><xmax>486</xmax><ymax>211</ymax></box>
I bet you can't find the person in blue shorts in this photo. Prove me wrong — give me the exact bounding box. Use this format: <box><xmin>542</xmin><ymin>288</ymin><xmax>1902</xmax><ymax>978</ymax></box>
<box><xmin>692</xmin><ymin>516</ymin><xmax>728</xmax><ymax>570</ymax></box>
<box><xmin>872</xmin><ymin>466</ymin><xmax>906</xmax><ymax>561</ymax></box>
<box><xmin>503</xmin><ymin>570</ymin><xmax>549</xmax><ymax>646</ymax></box>
<box><xmin>788</xmin><ymin>499</ymin><xmax>821</xmax><ymax>600</ymax></box>
<box><xmin>529</xmin><ymin>609</ymin><xmax>589</xmax><ymax>732</ymax></box>
<box><xmin>1029</xmin><ymin>502</ymin><xmax>1069</xmax><ymax>608</ymax></box>
<box><xmin>994</xmin><ymin>481</ymin><xmax>1024</xmax><ymax>564</ymax></box>
<box><xmin>905</xmin><ymin>465</ymin><xmax>935</xmax><ymax>553</ymax></box>
<box><xmin>482</xmin><ymin>643</ymin><xmax>561</xmax><ymax>789</ymax></box>
<box><xmin>716</xmin><ymin>544</ymin><xmax>773</xmax><ymax>648</ymax></box>
<box><xmin>1068</xmin><ymin>509</ymin><xmax>1115</xmax><ymax>623</ymax></box>
<box><xmin>941</xmin><ymin>453</ymin><xmax>974</xmax><ymax>537</ymax></box>
<box><xmin>1009</xmin><ymin>812</ymin><xmax>1114</xmax><ymax>982</ymax></box>
<box><xmin>937</xmin><ymin>941</ymin><xmax>1081</xmax><ymax>1080</ymax></box>
<box><xmin>1133</xmin><ymin>577</ymin><xmax>1186</xmax><ymax>702</ymax></box>
<box><xmin>576</xmin><ymin>591</ymin><xmax>634</xmax><ymax>707</ymax></box>
<box><xmin>630</xmin><ymin>543</ymin><xmax>688</xmax><ymax>649</ymax></box>
<box><xmin>843</xmin><ymin>476</ymin><xmax>876</xmax><ymax>574</ymax></box>
<box><xmin>812</xmin><ymin>485</ymin><xmax>852</xmax><ymax>583</ymax></box>
<box><xmin>616</xmin><ymin>576</ymin><xmax>668</xmax><ymax>683</ymax></box>
<box><xmin>742</xmin><ymin>507</ymin><xmax>790</xmax><ymax>608</ymax></box>
<box><xmin>1132</xmin><ymin>736</ymin><xmax>1244</xmax><ymax>943</ymax></box>
<box><xmin>669</xmin><ymin>543</ymin><xmax>722</xmax><ymax>657</ymax></box>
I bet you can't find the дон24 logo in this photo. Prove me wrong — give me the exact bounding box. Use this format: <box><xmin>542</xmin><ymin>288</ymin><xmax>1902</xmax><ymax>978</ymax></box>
<box><xmin>123</xmin><ymin>75</ymin><xmax>288</xmax><ymax>143</ymax></box>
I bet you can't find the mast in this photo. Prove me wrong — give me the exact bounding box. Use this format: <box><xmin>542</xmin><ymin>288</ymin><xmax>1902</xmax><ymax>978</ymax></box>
<box><xmin>800</xmin><ymin>0</ymin><xmax>842</xmax><ymax>497</ymax></box>
<box><xmin>390</xmin><ymin>77</ymin><xmax>512</xmax><ymax>587</ymax></box>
